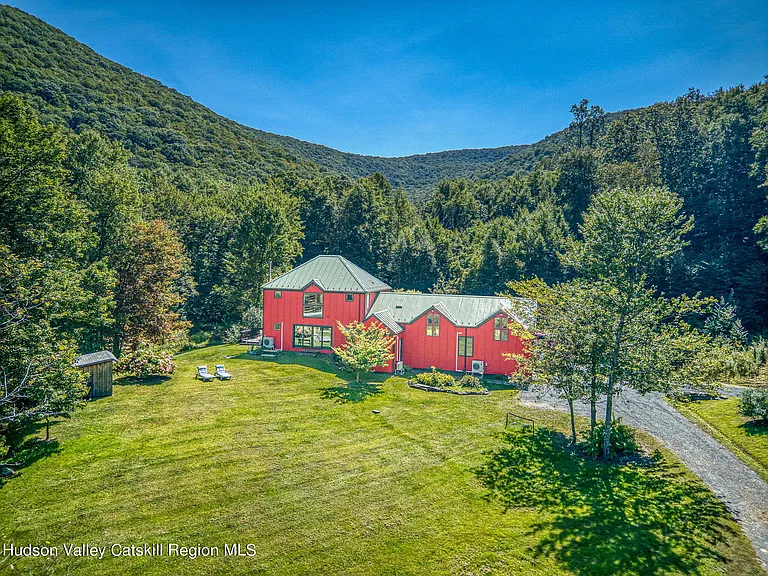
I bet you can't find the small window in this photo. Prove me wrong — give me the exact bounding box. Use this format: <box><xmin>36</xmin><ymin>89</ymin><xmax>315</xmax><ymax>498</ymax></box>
<box><xmin>494</xmin><ymin>317</ymin><xmax>509</xmax><ymax>341</ymax></box>
<box><xmin>274</xmin><ymin>291</ymin><xmax>282</xmax><ymax>299</ymax></box>
<box><xmin>303</xmin><ymin>292</ymin><xmax>323</xmax><ymax>318</ymax></box>
<box><xmin>458</xmin><ymin>336</ymin><xmax>474</xmax><ymax>357</ymax></box>
<box><xmin>273</xmin><ymin>323</ymin><xmax>281</xmax><ymax>331</ymax></box>
<box><xmin>426</xmin><ymin>313</ymin><xmax>440</xmax><ymax>337</ymax></box>
<box><xmin>346</xmin><ymin>294</ymin><xmax>355</xmax><ymax>302</ymax></box>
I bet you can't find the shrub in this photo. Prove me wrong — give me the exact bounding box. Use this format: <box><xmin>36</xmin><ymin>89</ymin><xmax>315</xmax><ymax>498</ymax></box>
<box><xmin>415</xmin><ymin>367</ymin><xmax>456</xmax><ymax>388</ymax></box>
<box><xmin>739</xmin><ymin>388</ymin><xmax>768</xmax><ymax>423</ymax></box>
<box><xmin>581</xmin><ymin>419</ymin><xmax>638</xmax><ymax>459</ymax></box>
<box><xmin>222</xmin><ymin>324</ymin><xmax>243</xmax><ymax>344</ymax></box>
<box><xmin>458</xmin><ymin>374</ymin><xmax>483</xmax><ymax>389</ymax></box>
<box><xmin>115</xmin><ymin>347</ymin><xmax>176</xmax><ymax>379</ymax></box>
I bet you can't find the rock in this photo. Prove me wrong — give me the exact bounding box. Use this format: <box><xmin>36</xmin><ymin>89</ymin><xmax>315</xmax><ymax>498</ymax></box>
<box><xmin>372</xmin><ymin>410</ymin><xmax>381</xmax><ymax>414</ymax></box>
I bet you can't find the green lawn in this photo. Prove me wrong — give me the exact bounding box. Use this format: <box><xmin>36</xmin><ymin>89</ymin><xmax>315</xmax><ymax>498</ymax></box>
<box><xmin>675</xmin><ymin>397</ymin><xmax>768</xmax><ymax>483</ymax></box>
<box><xmin>0</xmin><ymin>346</ymin><xmax>762</xmax><ymax>576</ymax></box>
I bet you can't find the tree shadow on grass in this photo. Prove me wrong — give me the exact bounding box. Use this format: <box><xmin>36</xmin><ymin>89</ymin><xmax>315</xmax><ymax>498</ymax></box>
<box><xmin>319</xmin><ymin>381</ymin><xmax>383</xmax><ymax>403</ymax></box>
<box><xmin>741</xmin><ymin>420</ymin><xmax>768</xmax><ymax>436</ymax></box>
<box><xmin>1</xmin><ymin>433</ymin><xmax>60</xmax><ymax>487</ymax></box>
<box><xmin>114</xmin><ymin>375</ymin><xmax>171</xmax><ymax>387</ymax></box>
<box><xmin>475</xmin><ymin>428</ymin><xmax>736</xmax><ymax>576</ymax></box>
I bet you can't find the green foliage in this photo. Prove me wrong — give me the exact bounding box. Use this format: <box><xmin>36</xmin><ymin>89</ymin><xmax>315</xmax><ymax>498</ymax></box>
<box><xmin>580</xmin><ymin>420</ymin><xmax>639</xmax><ymax>459</ymax></box>
<box><xmin>704</xmin><ymin>296</ymin><xmax>748</xmax><ymax>345</ymax></box>
<box><xmin>458</xmin><ymin>374</ymin><xmax>484</xmax><ymax>389</ymax></box>
<box><xmin>217</xmin><ymin>183</ymin><xmax>303</xmax><ymax>315</ymax></box>
<box><xmin>569</xmin><ymin>99</ymin><xmax>606</xmax><ymax>149</ymax></box>
<box><xmin>739</xmin><ymin>388</ymin><xmax>768</xmax><ymax>423</ymax></box>
<box><xmin>415</xmin><ymin>367</ymin><xmax>458</xmax><ymax>388</ymax></box>
<box><xmin>114</xmin><ymin>347</ymin><xmax>177</xmax><ymax>379</ymax></box>
<box><xmin>111</xmin><ymin>218</ymin><xmax>191</xmax><ymax>354</ymax></box>
<box><xmin>333</xmin><ymin>321</ymin><xmax>395</xmax><ymax>383</ymax></box>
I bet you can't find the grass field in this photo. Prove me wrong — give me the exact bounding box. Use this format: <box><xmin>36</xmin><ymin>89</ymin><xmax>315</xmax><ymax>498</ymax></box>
<box><xmin>675</xmin><ymin>397</ymin><xmax>768</xmax><ymax>483</ymax></box>
<box><xmin>0</xmin><ymin>346</ymin><xmax>763</xmax><ymax>576</ymax></box>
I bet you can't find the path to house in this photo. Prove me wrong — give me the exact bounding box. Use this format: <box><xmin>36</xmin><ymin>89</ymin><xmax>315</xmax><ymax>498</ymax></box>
<box><xmin>519</xmin><ymin>387</ymin><xmax>768</xmax><ymax>569</ymax></box>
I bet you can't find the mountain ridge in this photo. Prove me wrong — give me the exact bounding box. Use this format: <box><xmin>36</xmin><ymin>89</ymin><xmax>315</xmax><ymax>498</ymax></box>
<box><xmin>0</xmin><ymin>4</ymin><xmax>616</xmax><ymax>197</ymax></box>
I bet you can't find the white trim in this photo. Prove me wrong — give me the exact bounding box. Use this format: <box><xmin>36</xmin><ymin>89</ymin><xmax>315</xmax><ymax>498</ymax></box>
<box><xmin>455</xmin><ymin>331</ymin><xmax>462</xmax><ymax>372</ymax></box>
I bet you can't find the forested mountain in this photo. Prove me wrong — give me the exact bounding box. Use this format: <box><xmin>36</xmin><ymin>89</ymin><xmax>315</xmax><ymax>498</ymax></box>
<box><xmin>2</xmin><ymin>4</ymin><xmax>767</xmax><ymax>451</ymax></box>
<box><xmin>1</xmin><ymin>4</ymin><xmax>767</xmax><ymax>336</ymax></box>
<box><xmin>0</xmin><ymin>4</ymin><xmax>609</xmax><ymax>198</ymax></box>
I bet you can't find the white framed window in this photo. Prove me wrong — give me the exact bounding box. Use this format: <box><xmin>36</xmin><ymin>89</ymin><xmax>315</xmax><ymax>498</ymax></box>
<box><xmin>303</xmin><ymin>292</ymin><xmax>323</xmax><ymax>318</ymax></box>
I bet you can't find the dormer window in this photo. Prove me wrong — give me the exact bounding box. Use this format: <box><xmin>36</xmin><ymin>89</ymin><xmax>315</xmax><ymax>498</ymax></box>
<box><xmin>303</xmin><ymin>292</ymin><xmax>323</xmax><ymax>318</ymax></box>
<box><xmin>426</xmin><ymin>313</ymin><xmax>440</xmax><ymax>336</ymax></box>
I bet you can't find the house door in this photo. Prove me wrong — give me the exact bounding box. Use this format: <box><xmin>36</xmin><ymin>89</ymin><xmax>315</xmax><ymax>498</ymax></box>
<box><xmin>457</xmin><ymin>336</ymin><xmax>474</xmax><ymax>372</ymax></box>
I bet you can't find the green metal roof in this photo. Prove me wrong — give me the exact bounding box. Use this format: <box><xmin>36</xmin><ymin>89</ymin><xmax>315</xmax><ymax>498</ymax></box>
<box><xmin>370</xmin><ymin>309</ymin><xmax>404</xmax><ymax>334</ymax></box>
<box><xmin>262</xmin><ymin>255</ymin><xmax>391</xmax><ymax>293</ymax></box>
<box><xmin>366</xmin><ymin>292</ymin><xmax>534</xmax><ymax>329</ymax></box>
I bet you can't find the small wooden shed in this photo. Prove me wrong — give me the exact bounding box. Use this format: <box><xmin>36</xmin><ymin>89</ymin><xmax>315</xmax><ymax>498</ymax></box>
<box><xmin>74</xmin><ymin>351</ymin><xmax>117</xmax><ymax>398</ymax></box>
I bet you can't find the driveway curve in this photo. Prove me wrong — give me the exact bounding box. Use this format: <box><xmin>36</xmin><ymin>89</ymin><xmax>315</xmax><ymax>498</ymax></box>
<box><xmin>519</xmin><ymin>387</ymin><xmax>768</xmax><ymax>569</ymax></box>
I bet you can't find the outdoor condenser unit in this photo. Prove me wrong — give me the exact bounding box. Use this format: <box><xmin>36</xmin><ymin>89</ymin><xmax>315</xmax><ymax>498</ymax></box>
<box><xmin>471</xmin><ymin>360</ymin><xmax>484</xmax><ymax>375</ymax></box>
<box><xmin>262</xmin><ymin>336</ymin><xmax>275</xmax><ymax>349</ymax></box>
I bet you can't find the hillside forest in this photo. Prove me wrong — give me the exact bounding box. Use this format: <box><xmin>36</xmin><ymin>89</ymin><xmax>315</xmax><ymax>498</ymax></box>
<box><xmin>1</xmin><ymin>7</ymin><xmax>767</xmax><ymax>457</ymax></box>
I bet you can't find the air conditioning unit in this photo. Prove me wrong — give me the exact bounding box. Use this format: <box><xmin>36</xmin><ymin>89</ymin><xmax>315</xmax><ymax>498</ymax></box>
<box><xmin>395</xmin><ymin>361</ymin><xmax>404</xmax><ymax>375</ymax></box>
<box><xmin>471</xmin><ymin>360</ymin><xmax>485</xmax><ymax>375</ymax></box>
<box><xmin>262</xmin><ymin>336</ymin><xmax>275</xmax><ymax>350</ymax></box>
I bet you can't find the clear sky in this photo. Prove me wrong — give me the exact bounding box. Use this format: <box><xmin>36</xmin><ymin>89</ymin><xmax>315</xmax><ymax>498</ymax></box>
<box><xmin>10</xmin><ymin>0</ymin><xmax>768</xmax><ymax>157</ymax></box>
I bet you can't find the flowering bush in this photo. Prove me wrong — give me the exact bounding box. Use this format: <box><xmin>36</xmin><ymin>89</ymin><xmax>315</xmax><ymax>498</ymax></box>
<box><xmin>115</xmin><ymin>347</ymin><xmax>176</xmax><ymax>379</ymax></box>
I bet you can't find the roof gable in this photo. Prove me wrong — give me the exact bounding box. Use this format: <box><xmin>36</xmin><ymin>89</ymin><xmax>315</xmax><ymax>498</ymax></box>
<box><xmin>262</xmin><ymin>255</ymin><xmax>391</xmax><ymax>293</ymax></box>
<box><xmin>366</xmin><ymin>292</ymin><xmax>534</xmax><ymax>329</ymax></box>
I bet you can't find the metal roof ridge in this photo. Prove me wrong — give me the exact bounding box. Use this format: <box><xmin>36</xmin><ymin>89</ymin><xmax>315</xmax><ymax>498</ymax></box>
<box><xmin>336</xmin><ymin>255</ymin><xmax>367</xmax><ymax>291</ymax></box>
<box><xmin>262</xmin><ymin>254</ymin><xmax>322</xmax><ymax>288</ymax></box>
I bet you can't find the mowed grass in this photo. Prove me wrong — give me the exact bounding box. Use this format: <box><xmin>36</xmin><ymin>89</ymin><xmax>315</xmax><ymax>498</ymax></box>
<box><xmin>0</xmin><ymin>346</ymin><xmax>762</xmax><ymax>576</ymax></box>
<box><xmin>676</xmin><ymin>397</ymin><xmax>768</xmax><ymax>483</ymax></box>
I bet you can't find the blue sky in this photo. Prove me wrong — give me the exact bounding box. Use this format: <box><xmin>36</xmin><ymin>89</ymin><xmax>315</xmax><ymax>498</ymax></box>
<box><xmin>11</xmin><ymin>0</ymin><xmax>768</xmax><ymax>157</ymax></box>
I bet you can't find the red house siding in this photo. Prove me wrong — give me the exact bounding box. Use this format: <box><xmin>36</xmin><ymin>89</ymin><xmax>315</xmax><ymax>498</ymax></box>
<box><xmin>262</xmin><ymin>285</ymin><xmax>385</xmax><ymax>352</ymax></box>
<box><xmin>366</xmin><ymin>311</ymin><xmax>524</xmax><ymax>376</ymax></box>
<box><xmin>262</xmin><ymin>280</ymin><xmax>525</xmax><ymax>376</ymax></box>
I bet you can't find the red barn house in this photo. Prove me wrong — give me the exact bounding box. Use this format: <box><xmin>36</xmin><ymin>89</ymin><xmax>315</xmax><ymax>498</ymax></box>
<box><xmin>262</xmin><ymin>255</ymin><xmax>531</xmax><ymax>376</ymax></box>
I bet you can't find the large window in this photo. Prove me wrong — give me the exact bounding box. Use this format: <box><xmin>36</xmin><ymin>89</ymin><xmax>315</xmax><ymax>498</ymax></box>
<box><xmin>494</xmin><ymin>317</ymin><xmax>509</xmax><ymax>341</ymax></box>
<box><xmin>426</xmin><ymin>313</ymin><xmax>440</xmax><ymax>336</ymax></box>
<box><xmin>458</xmin><ymin>336</ymin><xmax>474</xmax><ymax>357</ymax></box>
<box><xmin>303</xmin><ymin>292</ymin><xmax>323</xmax><ymax>318</ymax></box>
<box><xmin>293</xmin><ymin>325</ymin><xmax>332</xmax><ymax>349</ymax></box>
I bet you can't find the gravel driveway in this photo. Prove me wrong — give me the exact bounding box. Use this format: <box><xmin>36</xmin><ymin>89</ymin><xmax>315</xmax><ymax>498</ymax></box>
<box><xmin>519</xmin><ymin>386</ymin><xmax>768</xmax><ymax>568</ymax></box>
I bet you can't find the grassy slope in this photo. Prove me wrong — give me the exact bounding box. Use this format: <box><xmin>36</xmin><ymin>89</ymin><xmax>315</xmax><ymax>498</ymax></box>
<box><xmin>675</xmin><ymin>398</ymin><xmax>768</xmax><ymax>483</ymax></box>
<box><xmin>0</xmin><ymin>346</ymin><xmax>762</xmax><ymax>576</ymax></box>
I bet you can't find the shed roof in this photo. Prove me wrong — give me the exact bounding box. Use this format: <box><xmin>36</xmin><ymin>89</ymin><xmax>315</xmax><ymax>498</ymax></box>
<box><xmin>74</xmin><ymin>350</ymin><xmax>117</xmax><ymax>368</ymax></box>
<box><xmin>262</xmin><ymin>255</ymin><xmax>391</xmax><ymax>293</ymax></box>
<box><xmin>366</xmin><ymin>292</ymin><xmax>534</xmax><ymax>329</ymax></box>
